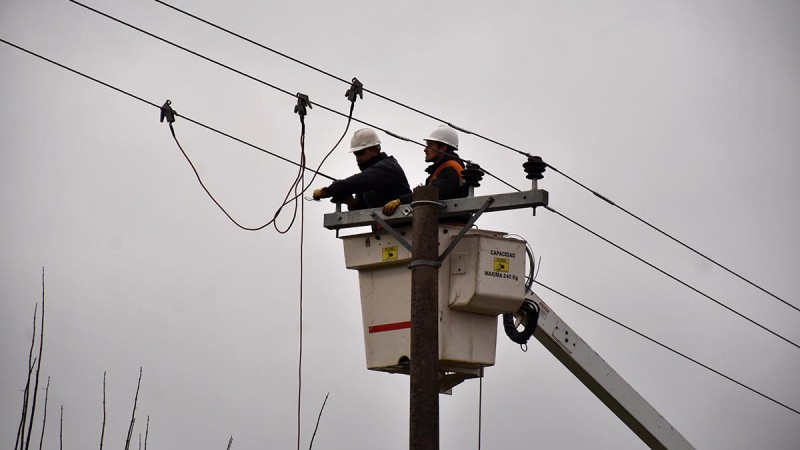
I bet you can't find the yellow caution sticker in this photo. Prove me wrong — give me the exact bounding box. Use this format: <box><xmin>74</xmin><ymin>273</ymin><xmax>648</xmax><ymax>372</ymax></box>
<box><xmin>493</xmin><ymin>257</ymin><xmax>509</xmax><ymax>272</ymax></box>
<box><xmin>382</xmin><ymin>246</ymin><xmax>398</xmax><ymax>261</ymax></box>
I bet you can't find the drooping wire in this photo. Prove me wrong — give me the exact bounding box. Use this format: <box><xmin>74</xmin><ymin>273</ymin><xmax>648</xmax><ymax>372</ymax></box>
<box><xmin>163</xmin><ymin>103</ymin><xmax>307</xmax><ymax>232</ymax></box>
<box><xmin>532</xmin><ymin>280</ymin><xmax>800</xmax><ymax>416</ymax></box>
<box><xmin>543</xmin><ymin>205</ymin><xmax>800</xmax><ymax>351</ymax></box>
<box><xmin>150</xmin><ymin>0</ymin><xmax>791</xmax><ymax>311</ymax></box>
<box><xmin>477</xmin><ymin>375</ymin><xmax>483</xmax><ymax>450</ymax></box>
<box><xmin>545</xmin><ymin>163</ymin><xmax>796</xmax><ymax>313</ymax></box>
<box><xmin>68</xmin><ymin>0</ymin><xmax>518</xmax><ymax>193</ymax></box>
<box><xmin>296</xmin><ymin>110</ymin><xmax>306</xmax><ymax>450</ymax></box>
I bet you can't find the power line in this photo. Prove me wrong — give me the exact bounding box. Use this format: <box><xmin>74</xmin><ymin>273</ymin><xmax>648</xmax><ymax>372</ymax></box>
<box><xmin>533</xmin><ymin>280</ymin><xmax>800</xmax><ymax>416</ymax></box>
<box><xmin>0</xmin><ymin>37</ymin><xmax>334</xmax><ymax>182</ymax></box>
<box><xmin>149</xmin><ymin>0</ymin><xmax>791</xmax><ymax>312</ymax></box>
<box><xmin>150</xmin><ymin>0</ymin><xmax>534</xmax><ymax>160</ymax></box>
<box><xmin>67</xmin><ymin>0</ymin><xmax>520</xmax><ymax>193</ymax></box>
<box><xmin>68</xmin><ymin>0</ymin><xmax>405</xmax><ymax>143</ymax></box>
<box><xmin>543</xmin><ymin>205</ymin><xmax>800</xmax><ymax>351</ymax></box>
<box><xmin>545</xmin><ymin>163</ymin><xmax>796</xmax><ymax>313</ymax></box>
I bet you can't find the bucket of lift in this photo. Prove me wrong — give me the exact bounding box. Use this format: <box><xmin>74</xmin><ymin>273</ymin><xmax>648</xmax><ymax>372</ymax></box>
<box><xmin>341</xmin><ymin>224</ymin><xmax>526</xmax><ymax>392</ymax></box>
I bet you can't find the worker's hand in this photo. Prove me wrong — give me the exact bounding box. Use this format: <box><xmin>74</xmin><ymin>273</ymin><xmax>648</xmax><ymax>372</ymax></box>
<box><xmin>383</xmin><ymin>199</ymin><xmax>401</xmax><ymax>216</ymax></box>
<box><xmin>312</xmin><ymin>188</ymin><xmax>329</xmax><ymax>200</ymax></box>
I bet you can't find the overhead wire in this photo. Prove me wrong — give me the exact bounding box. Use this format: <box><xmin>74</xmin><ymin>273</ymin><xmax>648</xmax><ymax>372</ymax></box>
<box><xmin>543</xmin><ymin>204</ymin><xmax>800</xmax><ymax>351</ymax></box>
<box><xmin>0</xmin><ymin>39</ymin><xmax>333</xmax><ymax>182</ymax></box>
<box><xmin>149</xmin><ymin>0</ymin><xmax>791</xmax><ymax>312</ymax></box>
<box><xmin>544</xmin><ymin>163</ymin><xmax>797</xmax><ymax>313</ymax></box>
<box><xmin>150</xmin><ymin>0</ymin><xmax>533</xmax><ymax>159</ymax></box>
<box><xmin>533</xmin><ymin>280</ymin><xmax>800</xmax><ymax>416</ymax></box>
<box><xmin>67</xmin><ymin>0</ymin><xmax>519</xmax><ymax>193</ymax></box>
<box><xmin>0</xmin><ymin>38</ymin><xmax>349</xmax><ymax>234</ymax></box>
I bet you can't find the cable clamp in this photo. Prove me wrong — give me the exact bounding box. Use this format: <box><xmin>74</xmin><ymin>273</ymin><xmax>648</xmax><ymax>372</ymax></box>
<box><xmin>160</xmin><ymin>99</ymin><xmax>176</xmax><ymax>123</ymax></box>
<box><xmin>345</xmin><ymin>77</ymin><xmax>363</xmax><ymax>103</ymax></box>
<box><xmin>384</xmin><ymin>130</ymin><xmax>410</xmax><ymax>142</ymax></box>
<box><xmin>294</xmin><ymin>93</ymin><xmax>312</xmax><ymax>117</ymax></box>
<box><xmin>408</xmin><ymin>259</ymin><xmax>442</xmax><ymax>269</ymax></box>
<box><xmin>445</xmin><ymin>122</ymin><xmax>471</xmax><ymax>135</ymax></box>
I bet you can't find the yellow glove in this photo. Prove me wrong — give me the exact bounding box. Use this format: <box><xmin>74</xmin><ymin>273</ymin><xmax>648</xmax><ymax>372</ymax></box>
<box><xmin>383</xmin><ymin>199</ymin><xmax>401</xmax><ymax>216</ymax></box>
<box><xmin>312</xmin><ymin>188</ymin><xmax>329</xmax><ymax>200</ymax></box>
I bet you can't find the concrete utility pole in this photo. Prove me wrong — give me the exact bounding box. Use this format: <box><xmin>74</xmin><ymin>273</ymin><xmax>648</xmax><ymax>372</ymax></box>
<box><xmin>409</xmin><ymin>185</ymin><xmax>440</xmax><ymax>450</ymax></box>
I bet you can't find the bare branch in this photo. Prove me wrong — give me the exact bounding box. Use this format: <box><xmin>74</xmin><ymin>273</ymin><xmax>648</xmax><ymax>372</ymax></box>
<box><xmin>226</xmin><ymin>435</ymin><xmax>233</xmax><ymax>450</ymax></box>
<box><xmin>124</xmin><ymin>367</ymin><xmax>143</xmax><ymax>450</ymax></box>
<box><xmin>25</xmin><ymin>267</ymin><xmax>47</xmax><ymax>450</ymax></box>
<box><xmin>100</xmin><ymin>371</ymin><xmax>106</xmax><ymax>450</ymax></box>
<box><xmin>308</xmin><ymin>393</ymin><xmax>330</xmax><ymax>450</ymax></box>
<box><xmin>59</xmin><ymin>406</ymin><xmax>63</xmax><ymax>450</ymax></box>
<box><xmin>138</xmin><ymin>433</ymin><xmax>141</xmax><ymax>450</ymax></box>
<box><xmin>144</xmin><ymin>416</ymin><xmax>149</xmax><ymax>450</ymax></box>
<box><xmin>16</xmin><ymin>304</ymin><xmax>37</xmax><ymax>450</ymax></box>
<box><xmin>37</xmin><ymin>377</ymin><xmax>50</xmax><ymax>450</ymax></box>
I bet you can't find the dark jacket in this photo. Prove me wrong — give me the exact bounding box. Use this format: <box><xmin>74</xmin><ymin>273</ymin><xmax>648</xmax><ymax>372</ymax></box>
<box><xmin>398</xmin><ymin>152</ymin><xmax>468</xmax><ymax>204</ymax></box>
<box><xmin>326</xmin><ymin>152</ymin><xmax>411</xmax><ymax>210</ymax></box>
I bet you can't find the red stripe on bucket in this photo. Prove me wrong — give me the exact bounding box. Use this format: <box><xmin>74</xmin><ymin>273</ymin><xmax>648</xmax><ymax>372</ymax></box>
<box><xmin>368</xmin><ymin>321</ymin><xmax>412</xmax><ymax>333</ymax></box>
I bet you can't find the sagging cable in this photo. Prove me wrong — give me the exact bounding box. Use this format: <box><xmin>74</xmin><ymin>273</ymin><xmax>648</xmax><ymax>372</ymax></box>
<box><xmin>161</xmin><ymin>99</ymin><xmax>304</xmax><ymax>232</ymax></box>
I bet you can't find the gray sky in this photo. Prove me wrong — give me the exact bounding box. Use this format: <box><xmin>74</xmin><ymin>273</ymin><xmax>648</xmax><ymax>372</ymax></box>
<box><xmin>2</xmin><ymin>0</ymin><xmax>799</xmax><ymax>449</ymax></box>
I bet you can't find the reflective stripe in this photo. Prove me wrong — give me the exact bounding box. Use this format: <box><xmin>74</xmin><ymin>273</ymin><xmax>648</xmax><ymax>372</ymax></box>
<box><xmin>430</xmin><ymin>159</ymin><xmax>463</xmax><ymax>182</ymax></box>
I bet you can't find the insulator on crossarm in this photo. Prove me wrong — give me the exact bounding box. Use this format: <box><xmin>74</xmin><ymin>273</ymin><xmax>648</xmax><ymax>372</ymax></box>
<box><xmin>461</xmin><ymin>163</ymin><xmax>485</xmax><ymax>197</ymax></box>
<box><xmin>523</xmin><ymin>156</ymin><xmax>546</xmax><ymax>190</ymax></box>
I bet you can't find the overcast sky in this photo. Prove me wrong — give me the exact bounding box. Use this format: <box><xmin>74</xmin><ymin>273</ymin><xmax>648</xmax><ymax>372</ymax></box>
<box><xmin>2</xmin><ymin>0</ymin><xmax>799</xmax><ymax>449</ymax></box>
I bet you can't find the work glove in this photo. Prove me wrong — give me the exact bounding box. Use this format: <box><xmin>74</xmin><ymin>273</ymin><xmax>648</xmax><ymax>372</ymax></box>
<box><xmin>312</xmin><ymin>188</ymin><xmax>329</xmax><ymax>200</ymax></box>
<box><xmin>382</xmin><ymin>199</ymin><xmax>401</xmax><ymax>216</ymax></box>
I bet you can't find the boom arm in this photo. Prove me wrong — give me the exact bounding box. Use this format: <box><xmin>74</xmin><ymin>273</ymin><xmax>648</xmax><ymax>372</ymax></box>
<box><xmin>527</xmin><ymin>292</ymin><xmax>695</xmax><ymax>450</ymax></box>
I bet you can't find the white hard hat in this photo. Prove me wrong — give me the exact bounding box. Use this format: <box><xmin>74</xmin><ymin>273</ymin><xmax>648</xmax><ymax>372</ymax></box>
<box><xmin>425</xmin><ymin>125</ymin><xmax>459</xmax><ymax>150</ymax></box>
<box><xmin>349</xmin><ymin>128</ymin><xmax>381</xmax><ymax>152</ymax></box>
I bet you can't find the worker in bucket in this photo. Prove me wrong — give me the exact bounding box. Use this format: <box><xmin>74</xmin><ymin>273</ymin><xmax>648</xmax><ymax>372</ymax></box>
<box><xmin>382</xmin><ymin>125</ymin><xmax>468</xmax><ymax>218</ymax></box>
<box><xmin>313</xmin><ymin>128</ymin><xmax>411</xmax><ymax>210</ymax></box>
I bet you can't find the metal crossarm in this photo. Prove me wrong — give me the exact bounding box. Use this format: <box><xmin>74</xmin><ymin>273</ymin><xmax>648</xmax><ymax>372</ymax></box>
<box><xmin>323</xmin><ymin>189</ymin><xmax>548</xmax><ymax>230</ymax></box>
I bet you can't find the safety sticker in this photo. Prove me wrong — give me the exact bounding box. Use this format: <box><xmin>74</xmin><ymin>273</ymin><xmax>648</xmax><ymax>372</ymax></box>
<box><xmin>382</xmin><ymin>246</ymin><xmax>398</xmax><ymax>261</ymax></box>
<box><xmin>493</xmin><ymin>257</ymin><xmax>509</xmax><ymax>272</ymax></box>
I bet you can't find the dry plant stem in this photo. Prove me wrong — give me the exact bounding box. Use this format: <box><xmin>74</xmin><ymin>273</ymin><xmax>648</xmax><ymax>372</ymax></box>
<box><xmin>25</xmin><ymin>268</ymin><xmax>46</xmax><ymax>450</ymax></box>
<box><xmin>124</xmin><ymin>367</ymin><xmax>143</xmax><ymax>450</ymax></box>
<box><xmin>144</xmin><ymin>415</ymin><xmax>149</xmax><ymax>450</ymax></box>
<box><xmin>308</xmin><ymin>393</ymin><xmax>329</xmax><ymax>450</ymax></box>
<box><xmin>100</xmin><ymin>371</ymin><xmax>106</xmax><ymax>450</ymax></box>
<box><xmin>38</xmin><ymin>377</ymin><xmax>50</xmax><ymax>450</ymax></box>
<box><xmin>16</xmin><ymin>358</ymin><xmax>36</xmax><ymax>450</ymax></box>
<box><xmin>16</xmin><ymin>305</ymin><xmax>37</xmax><ymax>450</ymax></box>
<box><xmin>226</xmin><ymin>435</ymin><xmax>233</xmax><ymax>450</ymax></box>
<box><xmin>138</xmin><ymin>434</ymin><xmax>141</xmax><ymax>450</ymax></box>
<box><xmin>59</xmin><ymin>406</ymin><xmax>63</xmax><ymax>450</ymax></box>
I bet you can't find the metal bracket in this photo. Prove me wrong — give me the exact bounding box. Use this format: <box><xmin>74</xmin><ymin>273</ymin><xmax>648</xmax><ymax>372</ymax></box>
<box><xmin>438</xmin><ymin>196</ymin><xmax>495</xmax><ymax>262</ymax></box>
<box><xmin>408</xmin><ymin>259</ymin><xmax>442</xmax><ymax>269</ymax></box>
<box><xmin>369</xmin><ymin>212</ymin><xmax>412</xmax><ymax>252</ymax></box>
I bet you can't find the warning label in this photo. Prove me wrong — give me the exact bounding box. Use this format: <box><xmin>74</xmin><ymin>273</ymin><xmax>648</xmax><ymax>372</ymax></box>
<box><xmin>382</xmin><ymin>246</ymin><xmax>398</xmax><ymax>261</ymax></box>
<box><xmin>493</xmin><ymin>257</ymin><xmax>510</xmax><ymax>272</ymax></box>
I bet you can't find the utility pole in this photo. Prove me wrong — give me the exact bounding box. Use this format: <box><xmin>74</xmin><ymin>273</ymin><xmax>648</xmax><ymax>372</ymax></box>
<box><xmin>409</xmin><ymin>185</ymin><xmax>440</xmax><ymax>450</ymax></box>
